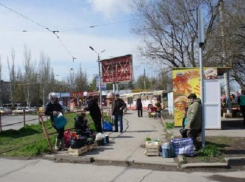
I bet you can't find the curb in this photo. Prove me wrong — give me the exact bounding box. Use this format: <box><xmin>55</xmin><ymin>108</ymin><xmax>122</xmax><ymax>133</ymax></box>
<box><xmin>43</xmin><ymin>153</ymin><xmax>178</xmax><ymax>171</ymax></box>
<box><xmin>225</xmin><ymin>157</ymin><xmax>245</xmax><ymax>166</ymax></box>
<box><xmin>43</xmin><ymin>154</ymin><xmax>94</xmax><ymax>163</ymax></box>
<box><xmin>181</xmin><ymin>162</ymin><xmax>228</xmax><ymax>169</ymax></box>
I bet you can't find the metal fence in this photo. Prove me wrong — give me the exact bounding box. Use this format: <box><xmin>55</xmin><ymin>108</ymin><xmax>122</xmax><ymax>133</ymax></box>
<box><xmin>0</xmin><ymin>112</ymin><xmax>48</xmax><ymax>132</ymax></box>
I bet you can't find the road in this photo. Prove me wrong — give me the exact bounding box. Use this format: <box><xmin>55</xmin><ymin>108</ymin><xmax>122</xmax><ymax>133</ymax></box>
<box><xmin>0</xmin><ymin>114</ymin><xmax>48</xmax><ymax>131</ymax></box>
<box><xmin>0</xmin><ymin>158</ymin><xmax>245</xmax><ymax>182</ymax></box>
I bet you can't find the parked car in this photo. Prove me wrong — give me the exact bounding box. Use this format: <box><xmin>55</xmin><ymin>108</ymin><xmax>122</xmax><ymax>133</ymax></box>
<box><xmin>62</xmin><ymin>106</ymin><xmax>70</xmax><ymax>113</ymax></box>
<box><xmin>0</xmin><ymin>107</ymin><xmax>12</xmax><ymax>115</ymax></box>
<box><xmin>12</xmin><ymin>107</ymin><xmax>25</xmax><ymax>114</ymax></box>
<box><xmin>25</xmin><ymin>107</ymin><xmax>37</xmax><ymax>113</ymax></box>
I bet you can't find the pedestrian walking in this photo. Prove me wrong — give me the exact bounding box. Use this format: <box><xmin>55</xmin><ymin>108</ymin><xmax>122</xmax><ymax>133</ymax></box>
<box><xmin>136</xmin><ymin>98</ymin><xmax>143</xmax><ymax>117</ymax></box>
<box><xmin>45</xmin><ymin>92</ymin><xmax>66</xmax><ymax>151</ymax></box>
<box><xmin>113</xmin><ymin>93</ymin><xmax>126</xmax><ymax>133</ymax></box>
<box><xmin>238</xmin><ymin>89</ymin><xmax>245</xmax><ymax>125</ymax></box>
<box><xmin>185</xmin><ymin>93</ymin><xmax>202</xmax><ymax>149</ymax></box>
<box><xmin>84</xmin><ymin>96</ymin><xmax>102</xmax><ymax>133</ymax></box>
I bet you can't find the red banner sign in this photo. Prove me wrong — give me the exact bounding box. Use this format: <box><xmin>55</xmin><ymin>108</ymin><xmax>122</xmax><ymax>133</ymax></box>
<box><xmin>101</xmin><ymin>54</ymin><xmax>133</xmax><ymax>83</ymax></box>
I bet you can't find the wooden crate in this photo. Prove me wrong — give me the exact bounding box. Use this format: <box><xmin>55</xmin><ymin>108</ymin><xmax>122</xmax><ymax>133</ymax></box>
<box><xmin>68</xmin><ymin>146</ymin><xmax>88</xmax><ymax>156</ymax></box>
<box><xmin>88</xmin><ymin>143</ymin><xmax>97</xmax><ymax>151</ymax></box>
<box><xmin>145</xmin><ymin>141</ymin><xmax>161</xmax><ymax>156</ymax></box>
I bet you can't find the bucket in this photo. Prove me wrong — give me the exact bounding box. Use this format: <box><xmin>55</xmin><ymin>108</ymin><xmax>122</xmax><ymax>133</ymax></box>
<box><xmin>161</xmin><ymin>142</ymin><xmax>172</xmax><ymax>158</ymax></box>
<box><xmin>105</xmin><ymin>135</ymin><xmax>109</xmax><ymax>143</ymax></box>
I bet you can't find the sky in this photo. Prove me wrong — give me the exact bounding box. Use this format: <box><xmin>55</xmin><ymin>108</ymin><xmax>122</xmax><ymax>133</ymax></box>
<box><xmin>0</xmin><ymin>0</ymin><xmax>149</xmax><ymax>82</ymax></box>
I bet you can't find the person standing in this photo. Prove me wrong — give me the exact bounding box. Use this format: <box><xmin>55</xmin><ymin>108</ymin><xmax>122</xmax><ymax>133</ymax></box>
<box><xmin>113</xmin><ymin>93</ymin><xmax>126</xmax><ymax>133</ymax></box>
<box><xmin>45</xmin><ymin>92</ymin><xmax>65</xmax><ymax>151</ymax></box>
<box><xmin>185</xmin><ymin>93</ymin><xmax>202</xmax><ymax>149</ymax></box>
<box><xmin>136</xmin><ymin>98</ymin><xmax>143</xmax><ymax>117</ymax></box>
<box><xmin>84</xmin><ymin>96</ymin><xmax>102</xmax><ymax>133</ymax></box>
<box><xmin>238</xmin><ymin>89</ymin><xmax>245</xmax><ymax>125</ymax></box>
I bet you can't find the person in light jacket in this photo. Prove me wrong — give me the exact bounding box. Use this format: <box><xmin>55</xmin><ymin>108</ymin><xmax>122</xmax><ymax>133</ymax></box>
<box><xmin>185</xmin><ymin>93</ymin><xmax>202</xmax><ymax>148</ymax></box>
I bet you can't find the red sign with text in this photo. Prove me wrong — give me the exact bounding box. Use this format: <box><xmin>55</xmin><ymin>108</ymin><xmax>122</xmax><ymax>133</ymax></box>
<box><xmin>101</xmin><ymin>54</ymin><xmax>133</xmax><ymax>83</ymax></box>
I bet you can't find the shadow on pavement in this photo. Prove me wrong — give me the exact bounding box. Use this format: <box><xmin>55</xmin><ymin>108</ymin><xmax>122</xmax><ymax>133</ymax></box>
<box><xmin>124</xmin><ymin>130</ymin><xmax>158</xmax><ymax>133</ymax></box>
<box><xmin>221</xmin><ymin>119</ymin><xmax>245</xmax><ymax>130</ymax></box>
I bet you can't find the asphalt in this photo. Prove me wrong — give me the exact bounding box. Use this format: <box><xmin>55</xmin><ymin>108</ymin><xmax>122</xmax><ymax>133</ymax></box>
<box><xmin>44</xmin><ymin>110</ymin><xmax>245</xmax><ymax>170</ymax></box>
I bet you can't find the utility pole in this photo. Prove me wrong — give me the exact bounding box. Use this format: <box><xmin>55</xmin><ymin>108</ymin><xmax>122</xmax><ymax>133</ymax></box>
<box><xmin>143</xmin><ymin>68</ymin><xmax>146</xmax><ymax>91</ymax></box>
<box><xmin>219</xmin><ymin>0</ymin><xmax>231</xmax><ymax>113</ymax></box>
<box><xmin>198</xmin><ymin>8</ymin><xmax>205</xmax><ymax>148</ymax></box>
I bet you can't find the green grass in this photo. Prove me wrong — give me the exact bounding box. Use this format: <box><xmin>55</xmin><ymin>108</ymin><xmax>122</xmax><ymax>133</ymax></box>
<box><xmin>195</xmin><ymin>144</ymin><xmax>222</xmax><ymax>162</ymax></box>
<box><xmin>164</xmin><ymin>122</ymin><xmax>174</xmax><ymax>129</ymax></box>
<box><xmin>0</xmin><ymin>112</ymin><xmax>110</xmax><ymax>157</ymax></box>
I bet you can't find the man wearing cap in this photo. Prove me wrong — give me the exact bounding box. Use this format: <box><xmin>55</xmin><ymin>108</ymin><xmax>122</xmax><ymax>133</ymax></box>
<box><xmin>113</xmin><ymin>93</ymin><xmax>126</xmax><ymax>132</ymax></box>
<box><xmin>84</xmin><ymin>96</ymin><xmax>102</xmax><ymax>133</ymax></box>
<box><xmin>185</xmin><ymin>93</ymin><xmax>202</xmax><ymax>149</ymax></box>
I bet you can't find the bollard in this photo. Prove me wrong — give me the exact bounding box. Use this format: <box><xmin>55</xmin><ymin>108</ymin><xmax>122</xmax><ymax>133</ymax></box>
<box><xmin>23</xmin><ymin>109</ymin><xmax>26</xmax><ymax>126</ymax></box>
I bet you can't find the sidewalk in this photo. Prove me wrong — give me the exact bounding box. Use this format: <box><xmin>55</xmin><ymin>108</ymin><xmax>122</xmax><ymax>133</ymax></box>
<box><xmin>45</xmin><ymin>111</ymin><xmax>245</xmax><ymax>169</ymax></box>
<box><xmin>47</xmin><ymin>110</ymin><xmax>177</xmax><ymax>168</ymax></box>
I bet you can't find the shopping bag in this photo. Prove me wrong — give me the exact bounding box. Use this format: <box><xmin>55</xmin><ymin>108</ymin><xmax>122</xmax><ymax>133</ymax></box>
<box><xmin>171</xmin><ymin>138</ymin><xmax>194</xmax><ymax>157</ymax></box>
<box><xmin>64</xmin><ymin>130</ymin><xmax>71</xmax><ymax>148</ymax></box>
<box><xmin>103</xmin><ymin>120</ymin><xmax>113</xmax><ymax>131</ymax></box>
<box><xmin>53</xmin><ymin>113</ymin><xmax>67</xmax><ymax>129</ymax></box>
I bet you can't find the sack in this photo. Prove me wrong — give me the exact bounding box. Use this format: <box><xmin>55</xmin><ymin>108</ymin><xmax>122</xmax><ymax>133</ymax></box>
<box><xmin>64</xmin><ymin>130</ymin><xmax>71</xmax><ymax>148</ymax></box>
<box><xmin>53</xmin><ymin>114</ymin><xmax>67</xmax><ymax>129</ymax></box>
<box><xmin>70</xmin><ymin>137</ymin><xmax>87</xmax><ymax>149</ymax></box>
<box><xmin>171</xmin><ymin>138</ymin><xmax>194</xmax><ymax>157</ymax></box>
<box><xmin>161</xmin><ymin>142</ymin><xmax>174</xmax><ymax>158</ymax></box>
<box><xmin>103</xmin><ymin>121</ymin><xmax>113</xmax><ymax>131</ymax></box>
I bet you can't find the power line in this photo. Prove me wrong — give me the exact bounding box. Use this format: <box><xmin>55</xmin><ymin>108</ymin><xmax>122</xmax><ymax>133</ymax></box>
<box><xmin>0</xmin><ymin>2</ymin><xmax>75</xmax><ymax>61</ymax></box>
<box><xmin>63</xmin><ymin>19</ymin><xmax>137</xmax><ymax>31</ymax></box>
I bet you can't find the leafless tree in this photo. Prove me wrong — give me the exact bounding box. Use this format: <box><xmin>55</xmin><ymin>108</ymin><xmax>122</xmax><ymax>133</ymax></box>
<box><xmin>7</xmin><ymin>49</ymin><xmax>18</xmax><ymax>107</ymax></box>
<box><xmin>132</xmin><ymin>0</ymin><xmax>245</xmax><ymax>88</ymax></box>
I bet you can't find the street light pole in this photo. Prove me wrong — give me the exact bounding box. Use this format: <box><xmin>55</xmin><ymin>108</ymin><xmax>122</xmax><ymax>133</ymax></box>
<box><xmin>89</xmin><ymin>46</ymin><xmax>105</xmax><ymax>111</ymax></box>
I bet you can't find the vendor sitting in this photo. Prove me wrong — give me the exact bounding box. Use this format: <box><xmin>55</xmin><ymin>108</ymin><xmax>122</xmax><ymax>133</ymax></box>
<box><xmin>74</xmin><ymin>112</ymin><xmax>88</xmax><ymax>135</ymax></box>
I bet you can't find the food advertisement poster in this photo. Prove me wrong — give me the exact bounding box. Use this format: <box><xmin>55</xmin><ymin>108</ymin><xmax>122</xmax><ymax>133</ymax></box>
<box><xmin>172</xmin><ymin>67</ymin><xmax>217</xmax><ymax>126</ymax></box>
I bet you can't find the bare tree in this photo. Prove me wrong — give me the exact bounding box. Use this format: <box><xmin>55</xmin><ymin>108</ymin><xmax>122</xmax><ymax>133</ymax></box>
<box><xmin>38</xmin><ymin>52</ymin><xmax>53</xmax><ymax>105</ymax></box>
<box><xmin>74</xmin><ymin>64</ymin><xmax>89</xmax><ymax>91</ymax></box>
<box><xmin>23</xmin><ymin>45</ymin><xmax>36</xmax><ymax>107</ymax></box>
<box><xmin>132</xmin><ymin>0</ymin><xmax>220</xmax><ymax>68</ymax></box>
<box><xmin>7</xmin><ymin>49</ymin><xmax>18</xmax><ymax>107</ymax></box>
<box><xmin>0</xmin><ymin>56</ymin><xmax>2</xmax><ymax>106</ymax></box>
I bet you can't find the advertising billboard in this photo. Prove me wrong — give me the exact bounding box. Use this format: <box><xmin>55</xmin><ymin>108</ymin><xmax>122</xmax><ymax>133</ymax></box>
<box><xmin>96</xmin><ymin>76</ymin><xmax>107</xmax><ymax>90</ymax></box>
<box><xmin>101</xmin><ymin>54</ymin><xmax>133</xmax><ymax>83</ymax></box>
<box><xmin>172</xmin><ymin>67</ymin><xmax>217</xmax><ymax>126</ymax></box>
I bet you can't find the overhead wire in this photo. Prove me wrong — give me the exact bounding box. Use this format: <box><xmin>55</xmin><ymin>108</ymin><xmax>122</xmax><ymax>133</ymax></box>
<box><xmin>63</xmin><ymin>19</ymin><xmax>137</xmax><ymax>31</ymax></box>
<box><xmin>0</xmin><ymin>2</ymin><xmax>75</xmax><ymax>61</ymax></box>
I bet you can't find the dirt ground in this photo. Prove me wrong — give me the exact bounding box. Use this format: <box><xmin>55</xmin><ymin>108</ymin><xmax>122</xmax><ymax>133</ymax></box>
<box><xmin>184</xmin><ymin>136</ymin><xmax>245</xmax><ymax>163</ymax></box>
<box><xmin>162</xmin><ymin>114</ymin><xmax>245</xmax><ymax>163</ymax></box>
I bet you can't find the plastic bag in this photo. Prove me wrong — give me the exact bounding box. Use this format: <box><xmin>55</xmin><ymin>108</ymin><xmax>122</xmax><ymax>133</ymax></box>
<box><xmin>53</xmin><ymin>114</ymin><xmax>67</xmax><ymax>129</ymax></box>
<box><xmin>103</xmin><ymin>120</ymin><xmax>113</xmax><ymax>131</ymax></box>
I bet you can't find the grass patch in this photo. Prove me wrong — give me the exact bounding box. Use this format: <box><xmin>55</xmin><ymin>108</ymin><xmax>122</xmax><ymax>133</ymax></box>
<box><xmin>0</xmin><ymin>112</ymin><xmax>110</xmax><ymax>157</ymax></box>
<box><xmin>164</xmin><ymin>122</ymin><xmax>174</xmax><ymax>129</ymax></box>
<box><xmin>196</xmin><ymin>144</ymin><xmax>222</xmax><ymax>162</ymax></box>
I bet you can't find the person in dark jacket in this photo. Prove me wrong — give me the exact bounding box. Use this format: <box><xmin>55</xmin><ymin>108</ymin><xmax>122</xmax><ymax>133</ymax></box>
<box><xmin>45</xmin><ymin>92</ymin><xmax>64</xmax><ymax>151</ymax></box>
<box><xmin>136</xmin><ymin>98</ymin><xmax>143</xmax><ymax>117</ymax></box>
<box><xmin>74</xmin><ymin>112</ymin><xmax>88</xmax><ymax>134</ymax></box>
<box><xmin>113</xmin><ymin>93</ymin><xmax>126</xmax><ymax>132</ymax></box>
<box><xmin>84</xmin><ymin>96</ymin><xmax>102</xmax><ymax>133</ymax></box>
<box><xmin>238</xmin><ymin>89</ymin><xmax>245</xmax><ymax>125</ymax></box>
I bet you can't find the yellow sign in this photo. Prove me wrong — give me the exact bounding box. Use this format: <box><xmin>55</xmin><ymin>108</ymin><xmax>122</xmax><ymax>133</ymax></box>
<box><xmin>172</xmin><ymin>67</ymin><xmax>217</xmax><ymax>126</ymax></box>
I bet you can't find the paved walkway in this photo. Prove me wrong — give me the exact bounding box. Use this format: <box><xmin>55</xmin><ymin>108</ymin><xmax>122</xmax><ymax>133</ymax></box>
<box><xmin>53</xmin><ymin>110</ymin><xmax>177</xmax><ymax>167</ymax></box>
<box><xmin>47</xmin><ymin>110</ymin><xmax>245</xmax><ymax>168</ymax></box>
